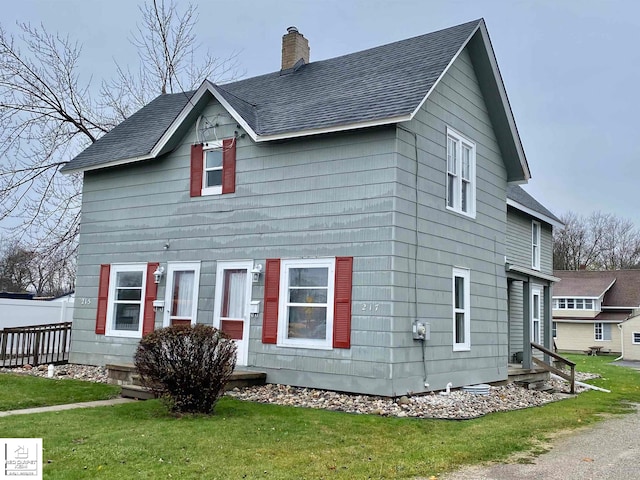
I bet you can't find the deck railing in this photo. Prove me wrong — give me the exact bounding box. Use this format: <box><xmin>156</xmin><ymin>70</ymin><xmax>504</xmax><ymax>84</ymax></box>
<box><xmin>0</xmin><ymin>322</ymin><xmax>72</xmax><ymax>367</ymax></box>
<box><xmin>530</xmin><ymin>341</ymin><xmax>576</xmax><ymax>394</ymax></box>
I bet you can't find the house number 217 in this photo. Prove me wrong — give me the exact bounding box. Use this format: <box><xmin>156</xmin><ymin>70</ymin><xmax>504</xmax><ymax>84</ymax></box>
<box><xmin>361</xmin><ymin>303</ymin><xmax>379</xmax><ymax>312</ymax></box>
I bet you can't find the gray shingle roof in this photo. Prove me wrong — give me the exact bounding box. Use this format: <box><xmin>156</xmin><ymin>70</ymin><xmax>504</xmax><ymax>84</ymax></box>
<box><xmin>62</xmin><ymin>20</ymin><xmax>483</xmax><ymax>173</ymax></box>
<box><xmin>215</xmin><ymin>19</ymin><xmax>480</xmax><ymax>136</ymax></box>
<box><xmin>60</xmin><ymin>92</ymin><xmax>194</xmax><ymax>172</ymax></box>
<box><xmin>507</xmin><ymin>185</ymin><xmax>562</xmax><ymax>225</ymax></box>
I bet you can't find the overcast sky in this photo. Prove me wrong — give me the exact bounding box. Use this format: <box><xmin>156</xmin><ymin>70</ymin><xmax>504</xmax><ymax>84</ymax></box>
<box><xmin>3</xmin><ymin>0</ymin><xmax>639</xmax><ymax>227</ymax></box>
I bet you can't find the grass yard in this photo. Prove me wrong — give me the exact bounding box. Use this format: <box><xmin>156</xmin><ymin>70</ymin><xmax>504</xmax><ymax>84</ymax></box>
<box><xmin>0</xmin><ymin>373</ymin><xmax>120</xmax><ymax>411</ymax></box>
<box><xmin>0</xmin><ymin>355</ymin><xmax>638</xmax><ymax>479</ymax></box>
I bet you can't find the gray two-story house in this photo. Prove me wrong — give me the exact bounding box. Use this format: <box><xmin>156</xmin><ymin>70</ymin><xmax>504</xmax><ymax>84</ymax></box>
<box><xmin>61</xmin><ymin>19</ymin><xmax>559</xmax><ymax>396</ymax></box>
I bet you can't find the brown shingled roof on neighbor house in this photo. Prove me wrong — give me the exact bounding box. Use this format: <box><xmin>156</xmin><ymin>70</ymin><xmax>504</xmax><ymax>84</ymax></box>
<box><xmin>553</xmin><ymin>270</ymin><xmax>640</xmax><ymax>307</ymax></box>
<box><xmin>554</xmin><ymin>311</ymin><xmax>631</xmax><ymax>321</ymax></box>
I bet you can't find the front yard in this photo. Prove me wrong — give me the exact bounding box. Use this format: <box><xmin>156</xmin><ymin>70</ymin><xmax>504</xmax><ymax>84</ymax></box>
<box><xmin>0</xmin><ymin>355</ymin><xmax>638</xmax><ymax>479</ymax></box>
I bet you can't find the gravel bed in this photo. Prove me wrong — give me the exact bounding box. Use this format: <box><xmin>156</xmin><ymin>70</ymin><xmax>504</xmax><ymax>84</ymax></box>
<box><xmin>0</xmin><ymin>364</ymin><xmax>108</xmax><ymax>383</ymax></box>
<box><xmin>227</xmin><ymin>373</ymin><xmax>600</xmax><ymax>420</ymax></box>
<box><xmin>0</xmin><ymin>364</ymin><xmax>600</xmax><ymax>419</ymax></box>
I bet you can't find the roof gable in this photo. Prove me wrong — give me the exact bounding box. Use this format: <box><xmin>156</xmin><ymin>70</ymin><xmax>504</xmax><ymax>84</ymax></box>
<box><xmin>62</xmin><ymin>19</ymin><xmax>530</xmax><ymax>181</ymax></box>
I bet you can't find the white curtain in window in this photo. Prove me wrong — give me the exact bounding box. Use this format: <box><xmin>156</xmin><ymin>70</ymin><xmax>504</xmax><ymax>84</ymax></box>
<box><xmin>226</xmin><ymin>271</ymin><xmax>247</xmax><ymax>319</ymax></box>
<box><xmin>173</xmin><ymin>271</ymin><xmax>194</xmax><ymax>317</ymax></box>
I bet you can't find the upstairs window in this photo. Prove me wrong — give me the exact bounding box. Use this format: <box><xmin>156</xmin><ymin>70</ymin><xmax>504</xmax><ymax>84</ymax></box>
<box><xmin>190</xmin><ymin>138</ymin><xmax>236</xmax><ymax>197</ymax></box>
<box><xmin>532</xmin><ymin>220</ymin><xmax>541</xmax><ymax>270</ymax></box>
<box><xmin>446</xmin><ymin>127</ymin><xmax>476</xmax><ymax>218</ymax></box>
<box><xmin>203</xmin><ymin>141</ymin><xmax>223</xmax><ymax>195</ymax></box>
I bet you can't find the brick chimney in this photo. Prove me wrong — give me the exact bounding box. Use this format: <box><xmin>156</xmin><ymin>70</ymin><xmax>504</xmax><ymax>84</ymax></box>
<box><xmin>281</xmin><ymin>26</ymin><xmax>309</xmax><ymax>70</ymax></box>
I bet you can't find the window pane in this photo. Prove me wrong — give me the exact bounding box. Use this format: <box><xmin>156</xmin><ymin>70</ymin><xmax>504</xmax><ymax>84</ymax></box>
<box><xmin>289</xmin><ymin>288</ymin><xmax>328</xmax><ymax>304</ymax></box>
<box><xmin>287</xmin><ymin>306</ymin><xmax>327</xmax><ymax>339</ymax></box>
<box><xmin>576</xmin><ymin>299</ymin><xmax>583</xmax><ymax>309</ymax></box>
<box><xmin>455</xmin><ymin>312</ymin><xmax>465</xmax><ymax>343</ymax></box>
<box><xmin>205</xmin><ymin>150</ymin><xmax>222</xmax><ymax>169</ymax></box>
<box><xmin>222</xmin><ymin>269</ymin><xmax>247</xmax><ymax>319</ymax></box>
<box><xmin>172</xmin><ymin>270</ymin><xmax>194</xmax><ymax>318</ymax></box>
<box><xmin>567</xmin><ymin>299</ymin><xmax>574</xmax><ymax>309</ymax></box>
<box><xmin>117</xmin><ymin>271</ymin><xmax>142</xmax><ymax>288</ymax></box>
<box><xmin>116</xmin><ymin>288</ymin><xmax>142</xmax><ymax>301</ymax></box>
<box><xmin>585</xmin><ymin>299</ymin><xmax>593</xmax><ymax>309</ymax></box>
<box><xmin>454</xmin><ymin>276</ymin><xmax>464</xmax><ymax>309</ymax></box>
<box><xmin>114</xmin><ymin>303</ymin><xmax>140</xmax><ymax>331</ymax></box>
<box><xmin>533</xmin><ymin>295</ymin><xmax>540</xmax><ymax>318</ymax></box>
<box><xmin>447</xmin><ymin>138</ymin><xmax>456</xmax><ymax>173</ymax></box>
<box><xmin>447</xmin><ymin>174</ymin><xmax>455</xmax><ymax>207</ymax></box>
<box><xmin>461</xmin><ymin>181</ymin><xmax>468</xmax><ymax>212</ymax></box>
<box><xmin>206</xmin><ymin>169</ymin><xmax>222</xmax><ymax>187</ymax></box>
<box><xmin>462</xmin><ymin>146</ymin><xmax>470</xmax><ymax>180</ymax></box>
<box><xmin>532</xmin><ymin>223</ymin><xmax>539</xmax><ymax>242</ymax></box>
<box><xmin>289</xmin><ymin>268</ymin><xmax>328</xmax><ymax>287</ymax></box>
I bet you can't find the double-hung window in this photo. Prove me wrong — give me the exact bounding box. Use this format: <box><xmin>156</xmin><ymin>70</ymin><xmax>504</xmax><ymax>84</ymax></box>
<box><xmin>105</xmin><ymin>264</ymin><xmax>147</xmax><ymax>338</ymax></box>
<box><xmin>452</xmin><ymin>267</ymin><xmax>471</xmax><ymax>351</ymax></box>
<box><xmin>202</xmin><ymin>141</ymin><xmax>224</xmax><ymax>195</ymax></box>
<box><xmin>446</xmin><ymin>127</ymin><xmax>476</xmax><ymax>217</ymax></box>
<box><xmin>277</xmin><ymin>258</ymin><xmax>336</xmax><ymax>349</ymax></box>
<box><xmin>633</xmin><ymin>332</ymin><xmax>640</xmax><ymax>344</ymax></box>
<box><xmin>532</xmin><ymin>220</ymin><xmax>541</xmax><ymax>270</ymax></box>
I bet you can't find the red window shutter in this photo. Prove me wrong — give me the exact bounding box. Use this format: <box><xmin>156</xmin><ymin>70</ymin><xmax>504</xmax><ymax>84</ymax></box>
<box><xmin>142</xmin><ymin>262</ymin><xmax>159</xmax><ymax>336</ymax></box>
<box><xmin>95</xmin><ymin>264</ymin><xmax>111</xmax><ymax>335</ymax></box>
<box><xmin>190</xmin><ymin>143</ymin><xmax>203</xmax><ymax>197</ymax></box>
<box><xmin>262</xmin><ymin>259</ymin><xmax>280</xmax><ymax>344</ymax></box>
<box><xmin>222</xmin><ymin>138</ymin><xmax>236</xmax><ymax>194</ymax></box>
<box><xmin>333</xmin><ymin>257</ymin><xmax>353</xmax><ymax>349</ymax></box>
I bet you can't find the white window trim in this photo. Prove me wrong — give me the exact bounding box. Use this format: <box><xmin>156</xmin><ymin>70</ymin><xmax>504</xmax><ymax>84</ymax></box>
<box><xmin>202</xmin><ymin>140</ymin><xmax>223</xmax><ymax>196</ymax></box>
<box><xmin>452</xmin><ymin>267</ymin><xmax>471</xmax><ymax>351</ymax></box>
<box><xmin>531</xmin><ymin>287</ymin><xmax>542</xmax><ymax>344</ymax></box>
<box><xmin>163</xmin><ymin>261</ymin><xmax>201</xmax><ymax>327</ymax></box>
<box><xmin>277</xmin><ymin>257</ymin><xmax>335</xmax><ymax>350</ymax></box>
<box><xmin>553</xmin><ymin>297</ymin><xmax>597</xmax><ymax>311</ymax></box>
<box><xmin>446</xmin><ymin>127</ymin><xmax>476</xmax><ymax>218</ymax></box>
<box><xmin>105</xmin><ymin>263</ymin><xmax>147</xmax><ymax>338</ymax></box>
<box><xmin>531</xmin><ymin>220</ymin><xmax>541</xmax><ymax>270</ymax></box>
<box><xmin>594</xmin><ymin>322</ymin><xmax>608</xmax><ymax>342</ymax></box>
<box><xmin>633</xmin><ymin>332</ymin><xmax>640</xmax><ymax>345</ymax></box>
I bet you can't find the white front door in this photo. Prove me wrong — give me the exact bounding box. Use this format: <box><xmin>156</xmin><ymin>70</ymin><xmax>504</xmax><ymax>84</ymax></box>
<box><xmin>163</xmin><ymin>262</ymin><xmax>201</xmax><ymax>327</ymax></box>
<box><xmin>213</xmin><ymin>261</ymin><xmax>252</xmax><ymax>366</ymax></box>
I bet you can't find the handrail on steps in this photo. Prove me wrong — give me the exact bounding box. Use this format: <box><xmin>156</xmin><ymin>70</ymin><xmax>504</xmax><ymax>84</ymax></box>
<box><xmin>530</xmin><ymin>342</ymin><xmax>576</xmax><ymax>394</ymax></box>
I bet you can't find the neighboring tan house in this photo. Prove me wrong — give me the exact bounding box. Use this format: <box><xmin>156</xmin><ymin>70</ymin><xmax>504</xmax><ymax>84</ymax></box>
<box><xmin>61</xmin><ymin>19</ymin><xmax>560</xmax><ymax>396</ymax></box>
<box><xmin>553</xmin><ymin>270</ymin><xmax>640</xmax><ymax>355</ymax></box>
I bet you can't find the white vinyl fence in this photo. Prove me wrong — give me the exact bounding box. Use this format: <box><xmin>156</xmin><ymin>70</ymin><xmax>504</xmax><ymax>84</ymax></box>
<box><xmin>0</xmin><ymin>298</ymin><xmax>74</xmax><ymax>329</ymax></box>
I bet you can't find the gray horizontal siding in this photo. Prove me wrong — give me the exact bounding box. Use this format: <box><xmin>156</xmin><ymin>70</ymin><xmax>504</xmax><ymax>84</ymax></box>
<box><xmin>506</xmin><ymin>207</ymin><xmax>553</xmax><ymax>275</ymax></box>
<box><xmin>387</xmin><ymin>47</ymin><xmax>509</xmax><ymax>392</ymax></box>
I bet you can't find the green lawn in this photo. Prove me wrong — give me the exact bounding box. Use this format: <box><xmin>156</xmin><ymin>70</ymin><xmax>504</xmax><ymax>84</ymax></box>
<box><xmin>0</xmin><ymin>355</ymin><xmax>638</xmax><ymax>479</ymax></box>
<box><xmin>0</xmin><ymin>373</ymin><xmax>120</xmax><ymax>411</ymax></box>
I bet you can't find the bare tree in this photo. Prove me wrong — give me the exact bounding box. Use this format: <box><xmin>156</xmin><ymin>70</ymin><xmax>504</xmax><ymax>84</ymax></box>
<box><xmin>554</xmin><ymin>211</ymin><xmax>640</xmax><ymax>270</ymax></box>
<box><xmin>101</xmin><ymin>0</ymin><xmax>240</xmax><ymax>123</ymax></box>
<box><xmin>0</xmin><ymin>0</ymin><xmax>239</xmax><ymax>280</ymax></box>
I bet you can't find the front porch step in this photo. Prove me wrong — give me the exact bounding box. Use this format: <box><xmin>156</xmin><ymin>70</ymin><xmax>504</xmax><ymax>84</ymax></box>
<box><xmin>507</xmin><ymin>365</ymin><xmax>550</xmax><ymax>384</ymax></box>
<box><xmin>107</xmin><ymin>363</ymin><xmax>267</xmax><ymax>400</ymax></box>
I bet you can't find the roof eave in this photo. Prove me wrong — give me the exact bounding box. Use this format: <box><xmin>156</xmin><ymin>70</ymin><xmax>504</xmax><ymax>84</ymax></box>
<box><xmin>60</xmin><ymin>153</ymin><xmax>156</xmax><ymax>174</ymax></box>
<box><xmin>506</xmin><ymin>198</ymin><xmax>564</xmax><ymax>229</ymax></box>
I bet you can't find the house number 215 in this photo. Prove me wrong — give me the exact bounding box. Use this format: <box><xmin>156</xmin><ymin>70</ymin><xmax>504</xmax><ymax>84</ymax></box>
<box><xmin>361</xmin><ymin>303</ymin><xmax>379</xmax><ymax>312</ymax></box>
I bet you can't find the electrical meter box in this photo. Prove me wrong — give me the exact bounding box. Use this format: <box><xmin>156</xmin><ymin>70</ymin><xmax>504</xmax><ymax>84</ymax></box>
<box><xmin>412</xmin><ymin>320</ymin><xmax>430</xmax><ymax>341</ymax></box>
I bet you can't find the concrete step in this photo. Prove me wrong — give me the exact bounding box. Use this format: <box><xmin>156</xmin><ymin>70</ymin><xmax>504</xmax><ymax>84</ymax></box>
<box><xmin>121</xmin><ymin>384</ymin><xmax>156</xmax><ymax>400</ymax></box>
